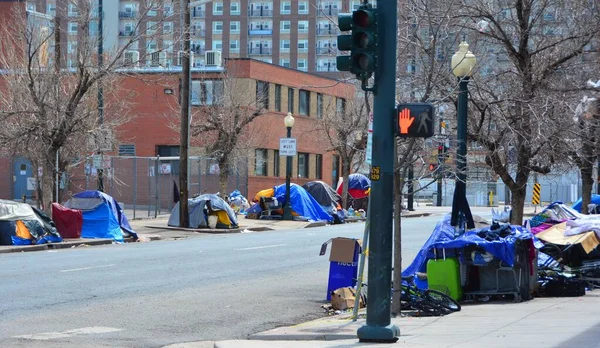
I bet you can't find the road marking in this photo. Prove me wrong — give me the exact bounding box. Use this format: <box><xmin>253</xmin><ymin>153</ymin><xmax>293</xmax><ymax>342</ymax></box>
<box><xmin>235</xmin><ymin>244</ymin><xmax>287</xmax><ymax>251</ymax></box>
<box><xmin>60</xmin><ymin>264</ymin><xmax>116</xmax><ymax>273</ymax></box>
<box><xmin>14</xmin><ymin>326</ymin><xmax>123</xmax><ymax>340</ymax></box>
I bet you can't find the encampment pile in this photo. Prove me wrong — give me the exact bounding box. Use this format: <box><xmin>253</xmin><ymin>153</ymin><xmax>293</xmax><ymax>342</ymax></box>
<box><xmin>0</xmin><ymin>200</ymin><xmax>62</xmax><ymax>245</ymax></box>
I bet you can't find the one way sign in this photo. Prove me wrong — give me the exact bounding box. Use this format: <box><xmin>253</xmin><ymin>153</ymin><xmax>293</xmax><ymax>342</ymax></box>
<box><xmin>396</xmin><ymin>103</ymin><xmax>435</xmax><ymax>138</ymax></box>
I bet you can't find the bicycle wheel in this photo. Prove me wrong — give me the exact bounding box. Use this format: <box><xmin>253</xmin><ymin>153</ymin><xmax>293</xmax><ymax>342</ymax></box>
<box><xmin>425</xmin><ymin>290</ymin><xmax>461</xmax><ymax>312</ymax></box>
<box><xmin>413</xmin><ymin>300</ymin><xmax>446</xmax><ymax>316</ymax></box>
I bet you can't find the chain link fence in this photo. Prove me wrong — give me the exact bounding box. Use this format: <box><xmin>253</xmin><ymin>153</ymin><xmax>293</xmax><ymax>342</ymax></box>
<box><xmin>68</xmin><ymin>156</ymin><xmax>248</xmax><ymax>219</ymax></box>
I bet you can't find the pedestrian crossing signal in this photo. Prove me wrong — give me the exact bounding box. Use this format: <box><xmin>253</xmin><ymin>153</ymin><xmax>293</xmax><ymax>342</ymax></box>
<box><xmin>396</xmin><ymin>103</ymin><xmax>435</xmax><ymax>138</ymax></box>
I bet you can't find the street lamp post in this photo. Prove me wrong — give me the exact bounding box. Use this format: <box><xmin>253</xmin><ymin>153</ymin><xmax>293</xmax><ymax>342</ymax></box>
<box><xmin>283</xmin><ymin>112</ymin><xmax>295</xmax><ymax>220</ymax></box>
<box><xmin>450</xmin><ymin>41</ymin><xmax>476</xmax><ymax>232</ymax></box>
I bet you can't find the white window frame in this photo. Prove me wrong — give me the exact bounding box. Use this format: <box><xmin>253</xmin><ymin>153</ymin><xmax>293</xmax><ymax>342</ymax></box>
<box><xmin>164</xmin><ymin>4</ymin><xmax>173</xmax><ymax>16</ymax></box>
<box><xmin>68</xmin><ymin>3</ymin><xmax>78</xmax><ymax>16</ymax></box>
<box><xmin>298</xmin><ymin>21</ymin><xmax>309</xmax><ymax>33</ymax></box>
<box><xmin>213</xmin><ymin>21</ymin><xmax>223</xmax><ymax>34</ymax></box>
<box><xmin>280</xmin><ymin>1</ymin><xmax>291</xmax><ymax>14</ymax></box>
<box><xmin>297</xmin><ymin>59</ymin><xmax>307</xmax><ymax>71</ymax></box>
<box><xmin>230</xmin><ymin>40</ymin><xmax>240</xmax><ymax>52</ymax></box>
<box><xmin>298</xmin><ymin>2</ymin><xmax>308</xmax><ymax>14</ymax></box>
<box><xmin>147</xmin><ymin>21</ymin><xmax>158</xmax><ymax>35</ymax></box>
<box><xmin>68</xmin><ymin>22</ymin><xmax>78</xmax><ymax>33</ymax></box>
<box><xmin>230</xmin><ymin>21</ymin><xmax>240</xmax><ymax>34</ymax></box>
<box><xmin>212</xmin><ymin>40</ymin><xmax>223</xmax><ymax>51</ymax></box>
<box><xmin>47</xmin><ymin>4</ymin><xmax>56</xmax><ymax>15</ymax></box>
<box><xmin>213</xmin><ymin>2</ymin><xmax>224</xmax><ymax>15</ymax></box>
<box><xmin>297</xmin><ymin>40</ymin><xmax>308</xmax><ymax>52</ymax></box>
<box><xmin>163</xmin><ymin>22</ymin><xmax>173</xmax><ymax>34</ymax></box>
<box><xmin>230</xmin><ymin>2</ymin><xmax>240</xmax><ymax>15</ymax></box>
<box><xmin>280</xmin><ymin>20</ymin><xmax>291</xmax><ymax>33</ymax></box>
<box><xmin>280</xmin><ymin>39</ymin><xmax>290</xmax><ymax>52</ymax></box>
<box><xmin>163</xmin><ymin>40</ymin><xmax>174</xmax><ymax>52</ymax></box>
<box><xmin>280</xmin><ymin>58</ymin><xmax>290</xmax><ymax>68</ymax></box>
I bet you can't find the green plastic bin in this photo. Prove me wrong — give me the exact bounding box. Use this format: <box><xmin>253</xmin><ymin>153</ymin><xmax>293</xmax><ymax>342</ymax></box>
<box><xmin>427</xmin><ymin>257</ymin><xmax>463</xmax><ymax>301</ymax></box>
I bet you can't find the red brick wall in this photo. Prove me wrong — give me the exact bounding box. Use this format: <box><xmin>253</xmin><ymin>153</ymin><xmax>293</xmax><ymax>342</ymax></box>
<box><xmin>0</xmin><ymin>156</ymin><xmax>12</xmax><ymax>200</ymax></box>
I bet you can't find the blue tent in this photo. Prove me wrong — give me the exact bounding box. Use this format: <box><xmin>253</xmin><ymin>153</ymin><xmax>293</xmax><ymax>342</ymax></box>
<box><xmin>64</xmin><ymin>191</ymin><xmax>136</xmax><ymax>242</ymax></box>
<box><xmin>273</xmin><ymin>183</ymin><xmax>333</xmax><ymax>222</ymax></box>
<box><xmin>572</xmin><ymin>194</ymin><xmax>600</xmax><ymax>213</ymax></box>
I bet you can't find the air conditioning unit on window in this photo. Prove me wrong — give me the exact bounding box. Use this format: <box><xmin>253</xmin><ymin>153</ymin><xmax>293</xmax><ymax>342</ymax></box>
<box><xmin>177</xmin><ymin>51</ymin><xmax>195</xmax><ymax>67</ymax></box>
<box><xmin>123</xmin><ymin>50</ymin><xmax>140</xmax><ymax>67</ymax></box>
<box><xmin>205</xmin><ymin>50</ymin><xmax>222</xmax><ymax>67</ymax></box>
<box><xmin>159</xmin><ymin>51</ymin><xmax>168</xmax><ymax>67</ymax></box>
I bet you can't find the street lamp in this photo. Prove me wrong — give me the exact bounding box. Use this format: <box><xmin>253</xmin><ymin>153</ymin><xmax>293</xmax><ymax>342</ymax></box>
<box><xmin>283</xmin><ymin>112</ymin><xmax>295</xmax><ymax>220</ymax></box>
<box><xmin>450</xmin><ymin>41</ymin><xmax>476</xmax><ymax>232</ymax></box>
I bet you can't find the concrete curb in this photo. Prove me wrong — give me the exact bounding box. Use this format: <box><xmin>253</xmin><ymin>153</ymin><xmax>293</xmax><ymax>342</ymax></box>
<box><xmin>305</xmin><ymin>221</ymin><xmax>327</xmax><ymax>228</ymax></box>
<box><xmin>401</xmin><ymin>212</ymin><xmax>432</xmax><ymax>218</ymax></box>
<box><xmin>144</xmin><ymin>225</ymin><xmax>241</xmax><ymax>234</ymax></box>
<box><xmin>47</xmin><ymin>239</ymin><xmax>114</xmax><ymax>249</ymax></box>
<box><xmin>0</xmin><ymin>244</ymin><xmax>48</xmax><ymax>253</ymax></box>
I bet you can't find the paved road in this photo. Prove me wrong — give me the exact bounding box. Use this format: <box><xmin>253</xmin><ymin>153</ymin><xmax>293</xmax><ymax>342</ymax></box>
<box><xmin>0</xmin><ymin>211</ymin><xmax>488</xmax><ymax>348</ymax></box>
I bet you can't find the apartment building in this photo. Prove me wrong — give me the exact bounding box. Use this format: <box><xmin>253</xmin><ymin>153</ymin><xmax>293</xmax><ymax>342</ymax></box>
<box><xmin>21</xmin><ymin>0</ymin><xmax>370</xmax><ymax>76</ymax></box>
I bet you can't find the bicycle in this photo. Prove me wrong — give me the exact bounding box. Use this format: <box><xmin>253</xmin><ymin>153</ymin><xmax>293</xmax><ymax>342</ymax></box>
<box><xmin>399</xmin><ymin>275</ymin><xmax>461</xmax><ymax>316</ymax></box>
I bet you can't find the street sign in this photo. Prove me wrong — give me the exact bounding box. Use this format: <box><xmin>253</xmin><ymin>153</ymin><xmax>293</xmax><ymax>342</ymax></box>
<box><xmin>279</xmin><ymin>138</ymin><xmax>297</xmax><ymax>156</ymax></box>
<box><xmin>396</xmin><ymin>103</ymin><xmax>435</xmax><ymax>138</ymax></box>
<box><xmin>366</xmin><ymin>112</ymin><xmax>373</xmax><ymax>165</ymax></box>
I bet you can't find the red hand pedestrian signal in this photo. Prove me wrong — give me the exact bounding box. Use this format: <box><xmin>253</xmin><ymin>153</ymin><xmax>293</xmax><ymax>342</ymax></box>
<box><xmin>398</xmin><ymin>108</ymin><xmax>414</xmax><ymax>134</ymax></box>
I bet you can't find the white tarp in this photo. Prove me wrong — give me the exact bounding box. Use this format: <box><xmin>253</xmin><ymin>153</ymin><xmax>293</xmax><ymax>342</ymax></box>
<box><xmin>0</xmin><ymin>200</ymin><xmax>44</xmax><ymax>223</ymax></box>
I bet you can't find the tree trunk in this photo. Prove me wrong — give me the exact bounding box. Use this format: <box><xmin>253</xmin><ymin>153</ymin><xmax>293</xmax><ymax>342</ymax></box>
<box><xmin>341</xmin><ymin>158</ymin><xmax>351</xmax><ymax>209</ymax></box>
<box><xmin>218</xmin><ymin>159</ymin><xmax>230</xmax><ymax>199</ymax></box>
<box><xmin>581</xmin><ymin>163</ymin><xmax>594</xmax><ymax>214</ymax></box>
<box><xmin>510</xmin><ymin>185</ymin><xmax>527</xmax><ymax>226</ymax></box>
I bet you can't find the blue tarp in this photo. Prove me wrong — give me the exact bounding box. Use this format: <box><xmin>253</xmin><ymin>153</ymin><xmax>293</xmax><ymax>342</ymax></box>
<box><xmin>70</xmin><ymin>191</ymin><xmax>136</xmax><ymax>242</ymax></box>
<box><xmin>572</xmin><ymin>195</ymin><xmax>600</xmax><ymax>213</ymax></box>
<box><xmin>347</xmin><ymin>173</ymin><xmax>371</xmax><ymax>190</ymax></box>
<box><xmin>273</xmin><ymin>183</ymin><xmax>333</xmax><ymax>222</ymax></box>
<box><xmin>402</xmin><ymin>214</ymin><xmax>533</xmax><ymax>289</ymax></box>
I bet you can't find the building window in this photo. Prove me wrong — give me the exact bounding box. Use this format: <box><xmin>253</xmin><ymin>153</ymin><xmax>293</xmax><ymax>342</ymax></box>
<box><xmin>275</xmin><ymin>84</ymin><xmax>282</xmax><ymax>112</ymax></box>
<box><xmin>281</xmin><ymin>1</ymin><xmax>291</xmax><ymax>14</ymax></box>
<box><xmin>315</xmin><ymin>154</ymin><xmax>323</xmax><ymax>179</ymax></box>
<box><xmin>281</xmin><ymin>20</ymin><xmax>291</xmax><ymax>33</ymax></box>
<box><xmin>230</xmin><ymin>40</ymin><xmax>240</xmax><ymax>52</ymax></box>
<box><xmin>274</xmin><ymin>150</ymin><xmax>280</xmax><ymax>177</ymax></box>
<box><xmin>212</xmin><ymin>40</ymin><xmax>223</xmax><ymax>50</ymax></box>
<box><xmin>298</xmin><ymin>40</ymin><xmax>308</xmax><ymax>52</ymax></box>
<box><xmin>298</xmin><ymin>1</ymin><xmax>308</xmax><ymax>14</ymax></box>
<box><xmin>164</xmin><ymin>4</ymin><xmax>173</xmax><ymax>16</ymax></box>
<box><xmin>299</xmin><ymin>90</ymin><xmax>310</xmax><ymax>115</ymax></box>
<box><xmin>255</xmin><ymin>149</ymin><xmax>268</xmax><ymax>176</ymax></box>
<box><xmin>190</xmin><ymin>80</ymin><xmax>224</xmax><ymax>106</ymax></box>
<box><xmin>213</xmin><ymin>2</ymin><xmax>224</xmax><ymax>15</ymax></box>
<box><xmin>163</xmin><ymin>22</ymin><xmax>173</xmax><ymax>34</ymax></box>
<box><xmin>317</xmin><ymin>93</ymin><xmax>323</xmax><ymax>119</ymax></box>
<box><xmin>118</xmin><ymin>144</ymin><xmax>136</xmax><ymax>156</ymax></box>
<box><xmin>230</xmin><ymin>2</ymin><xmax>240</xmax><ymax>15</ymax></box>
<box><xmin>68</xmin><ymin>22</ymin><xmax>78</xmax><ymax>33</ymax></box>
<box><xmin>298</xmin><ymin>153</ymin><xmax>309</xmax><ymax>178</ymax></box>
<box><xmin>213</xmin><ymin>21</ymin><xmax>223</xmax><ymax>34</ymax></box>
<box><xmin>288</xmin><ymin>88</ymin><xmax>294</xmax><ymax>113</ymax></box>
<box><xmin>298</xmin><ymin>21</ymin><xmax>309</xmax><ymax>33</ymax></box>
<box><xmin>47</xmin><ymin>4</ymin><xmax>56</xmax><ymax>15</ymax></box>
<box><xmin>336</xmin><ymin>97</ymin><xmax>346</xmax><ymax>113</ymax></box>
<box><xmin>68</xmin><ymin>3</ymin><xmax>78</xmax><ymax>16</ymax></box>
<box><xmin>280</xmin><ymin>39</ymin><xmax>290</xmax><ymax>52</ymax></box>
<box><xmin>156</xmin><ymin>145</ymin><xmax>180</xmax><ymax>175</ymax></box>
<box><xmin>230</xmin><ymin>21</ymin><xmax>240</xmax><ymax>34</ymax></box>
<box><xmin>332</xmin><ymin>154</ymin><xmax>340</xmax><ymax>187</ymax></box>
<box><xmin>256</xmin><ymin>80</ymin><xmax>269</xmax><ymax>109</ymax></box>
<box><xmin>280</xmin><ymin>58</ymin><xmax>290</xmax><ymax>68</ymax></box>
<box><xmin>297</xmin><ymin>59</ymin><xmax>307</xmax><ymax>71</ymax></box>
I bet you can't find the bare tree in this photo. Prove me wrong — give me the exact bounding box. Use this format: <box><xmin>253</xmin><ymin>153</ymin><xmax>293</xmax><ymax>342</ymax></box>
<box><xmin>0</xmin><ymin>1</ymin><xmax>175</xmax><ymax>211</ymax></box>
<box><xmin>188</xmin><ymin>63</ymin><xmax>267</xmax><ymax>197</ymax></box>
<box><xmin>320</xmin><ymin>90</ymin><xmax>369</xmax><ymax>209</ymax></box>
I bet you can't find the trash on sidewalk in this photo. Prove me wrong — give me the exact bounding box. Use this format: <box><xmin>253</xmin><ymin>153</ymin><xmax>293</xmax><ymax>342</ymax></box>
<box><xmin>330</xmin><ymin>286</ymin><xmax>365</xmax><ymax>311</ymax></box>
<box><xmin>320</xmin><ymin>237</ymin><xmax>362</xmax><ymax>301</ymax></box>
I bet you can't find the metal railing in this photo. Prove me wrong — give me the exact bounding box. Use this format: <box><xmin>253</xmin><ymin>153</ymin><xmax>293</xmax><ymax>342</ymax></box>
<box><xmin>316</xmin><ymin>47</ymin><xmax>335</xmax><ymax>54</ymax></box>
<box><xmin>317</xmin><ymin>28</ymin><xmax>339</xmax><ymax>35</ymax></box>
<box><xmin>192</xmin><ymin>9</ymin><xmax>205</xmax><ymax>18</ymax></box>
<box><xmin>248</xmin><ymin>29</ymin><xmax>273</xmax><ymax>35</ymax></box>
<box><xmin>318</xmin><ymin>8</ymin><xmax>339</xmax><ymax>16</ymax></box>
<box><xmin>119</xmin><ymin>11</ymin><xmax>137</xmax><ymax>18</ymax></box>
<box><xmin>248</xmin><ymin>9</ymin><xmax>273</xmax><ymax>17</ymax></box>
<box><xmin>247</xmin><ymin>47</ymin><xmax>272</xmax><ymax>55</ymax></box>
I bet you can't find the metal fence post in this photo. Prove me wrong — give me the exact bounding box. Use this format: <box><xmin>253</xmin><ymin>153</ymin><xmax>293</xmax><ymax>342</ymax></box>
<box><xmin>133</xmin><ymin>157</ymin><xmax>137</xmax><ymax>220</ymax></box>
<box><xmin>155</xmin><ymin>156</ymin><xmax>160</xmax><ymax>218</ymax></box>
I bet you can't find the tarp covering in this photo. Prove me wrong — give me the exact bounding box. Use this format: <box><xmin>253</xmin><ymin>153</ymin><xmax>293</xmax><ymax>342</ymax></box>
<box><xmin>336</xmin><ymin>173</ymin><xmax>371</xmax><ymax>199</ymax></box>
<box><xmin>273</xmin><ymin>183</ymin><xmax>333</xmax><ymax>222</ymax></box>
<box><xmin>168</xmin><ymin>194</ymin><xmax>239</xmax><ymax>229</ymax></box>
<box><xmin>303</xmin><ymin>181</ymin><xmax>342</xmax><ymax>207</ymax></box>
<box><xmin>254</xmin><ymin>188</ymin><xmax>275</xmax><ymax>202</ymax></box>
<box><xmin>0</xmin><ymin>200</ymin><xmax>62</xmax><ymax>245</ymax></box>
<box><xmin>402</xmin><ymin>214</ymin><xmax>533</xmax><ymax>288</ymax></box>
<box><xmin>52</xmin><ymin>203</ymin><xmax>83</xmax><ymax>239</ymax></box>
<box><xmin>64</xmin><ymin>190</ymin><xmax>136</xmax><ymax>242</ymax></box>
<box><xmin>572</xmin><ymin>195</ymin><xmax>600</xmax><ymax>213</ymax></box>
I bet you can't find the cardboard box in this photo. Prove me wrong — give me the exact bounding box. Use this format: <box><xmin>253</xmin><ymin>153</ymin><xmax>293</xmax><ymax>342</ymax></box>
<box><xmin>320</xmin><ymin>237</ymin><xmax>362</xmax><ymax>263</ymax></box>
<box><xmin>330</xmin><ymin>286</ymin><xmax>365</xmax><ymax>310</ymax></box>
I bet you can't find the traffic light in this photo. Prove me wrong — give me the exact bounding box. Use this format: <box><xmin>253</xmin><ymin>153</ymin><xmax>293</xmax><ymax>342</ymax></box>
<box><xmin>396</xmin><ymin>103</ymin><xmax>435</xmax><ymax>138</ymax></box>
<box><xmin>336</xmin><ymin>4</ymin><xmax>378</xmax><ymax>78</ymax></box>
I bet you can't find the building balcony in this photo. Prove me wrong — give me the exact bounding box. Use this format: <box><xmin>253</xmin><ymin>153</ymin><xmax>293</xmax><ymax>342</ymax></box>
<box><xmin>249</xmin><ymin>9</ymin><xmax>273</xmax><ymax>17</ymax></box>
<box><xmin>316</xmin><ymin>28</ymin><xmax>339</xmax><ymax>36</ymax></box>
<box><xmin>119</xmin><ymin>31</ymin><xmax>136</xmax><ymax>37</ymax></box>
<box><xmin>248</xmin><ymin>29</ymin><xmax>273</xmax><ymax>36</ymax></box>
<box><xmin>192</xmin><ymin>10</ymin><xmax>205</xmax><ymax>18</ymax></box>
<box><xmin>316</xmin><ymin>47</ymin><xmax>335</xmax><ymax>54</ymax></box>
<box><xmin>248</xmin><ymin>47</ymin><xmax>272</xmax><ymax>55</ymax></box>
<box><xmin>317</xmin><ymin>65</ymin><xmax>338</xmax><ymax>72</ymax></box>
<box><xmin>119</xmin><ymin>11</ymin><xmax>137</xmax><ymax>19</ymax></box>
<box><xmin>318</xmin><ymin>8</ymin><xmax>339</xmax><ymax>16</ymax></box>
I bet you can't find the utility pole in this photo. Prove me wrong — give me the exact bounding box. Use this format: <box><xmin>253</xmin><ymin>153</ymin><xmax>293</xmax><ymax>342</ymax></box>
<box><xmin>97</xmin><ymin>0</ymin><xmax>104</xmax><ymax>192</ymax></box>
<box><xmin>53</xmin><ymin>16</ymin><xmax>61</xmax><ymax>204</ymax></box>
<box><xmin>356</xmin><ymin>0</ymin><xmax>400</xmax><ymax>342</ymax></box>
<box><xmin>179</xmin><ymin>0</ymin><xmax>191</xmax><ymax>228</ymax></box>
<box><xmin>437</xmin><ymin>119</ymin><xmax>443</xmax><ymax>207</ymax></box>
<box><xmin>407</xmin><ymin>165</ymin><xmax>414</xmax><ymax>211</ymax></box>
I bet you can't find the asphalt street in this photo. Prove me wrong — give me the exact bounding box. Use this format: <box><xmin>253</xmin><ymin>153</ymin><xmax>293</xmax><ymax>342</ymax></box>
<box><xmin>0</xmin><ymin>212</ymin><xmax>488</xmax><ymax>348</ymax></box>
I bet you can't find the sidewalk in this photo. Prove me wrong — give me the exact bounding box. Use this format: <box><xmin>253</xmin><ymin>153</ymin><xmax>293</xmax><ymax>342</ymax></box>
<box><xmin>208</xmin><ymin>292</ymin><xmax>600</xmax><ymax>348</ymax></box>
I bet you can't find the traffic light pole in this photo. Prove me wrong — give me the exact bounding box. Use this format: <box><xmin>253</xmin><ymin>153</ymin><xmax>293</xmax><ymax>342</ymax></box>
<box><xmin>356</xmin><ymin>0</ymin><xmax>400</xmax><ymax>342</ymax></box>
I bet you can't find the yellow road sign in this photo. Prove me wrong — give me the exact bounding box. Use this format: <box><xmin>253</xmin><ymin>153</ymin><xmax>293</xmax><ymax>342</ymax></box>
<box><xmin>532</xmin><ymin>183</ymin><xmax>541</xmax><ymax>205</ymax></box>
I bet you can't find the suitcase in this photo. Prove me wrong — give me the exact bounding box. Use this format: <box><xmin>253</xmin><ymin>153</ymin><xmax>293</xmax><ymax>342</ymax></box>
<box><xmin>427</xmin><ymin>253</ymin><xmax>463</xmax><ymax>301</ymax></box>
